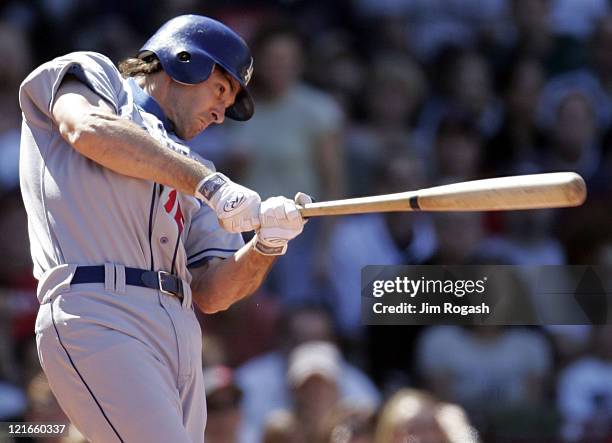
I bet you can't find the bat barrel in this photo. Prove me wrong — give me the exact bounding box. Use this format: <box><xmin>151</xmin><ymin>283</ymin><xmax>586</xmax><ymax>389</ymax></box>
<box><xmin>298</xmin><ymin>172</ymin><xmax>587</xmax><ymax>217</ymax></box>
<box><xmin>416</xmin><ymin>172</ymin><xmax>586</xmax><ymax>211</ymax></box>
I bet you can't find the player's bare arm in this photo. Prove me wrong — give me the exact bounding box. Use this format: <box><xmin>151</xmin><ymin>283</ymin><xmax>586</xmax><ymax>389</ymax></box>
<box><xmin>52</xmin><ymin>76</ymin><xmax>261</xmax><ymax>233</ymax></box>
<box><xmin>52</xmin><ymin>77</ymin><xmax>212</xmax><ymax>195</ymax></box>
<box><xmin>190</xmin><ymin>192</ymin><xmax>311</xmax><ymax>313</ymax></box>
<box><xmin>189</xmin><ymin>244</ymin><xmax>275</xmax><ymax>313</ymax></box>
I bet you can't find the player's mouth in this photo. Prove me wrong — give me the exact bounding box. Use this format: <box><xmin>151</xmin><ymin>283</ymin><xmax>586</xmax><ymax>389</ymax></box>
<box><xmin>197</xmin><ymin>117</ymin><xmax>212</xmax><ymax>133</ymax></box>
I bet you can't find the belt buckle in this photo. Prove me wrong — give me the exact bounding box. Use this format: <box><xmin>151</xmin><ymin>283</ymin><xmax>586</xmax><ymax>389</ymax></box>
<box><xmin>157</xmin><ymin>271</ymin><xmax>184</xmax><ymax>302</ymax></box>
<box><xmin>158</xmin><ymin>271</ymin><xmax>175</xmax><ymax>296</ymax></box>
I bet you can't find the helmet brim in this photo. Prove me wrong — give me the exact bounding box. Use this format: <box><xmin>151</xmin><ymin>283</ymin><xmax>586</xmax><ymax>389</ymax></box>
<box><xmin>225</xmin><ymin>87</ymin><xmax>254</xmax><ymax>121</ymax></box>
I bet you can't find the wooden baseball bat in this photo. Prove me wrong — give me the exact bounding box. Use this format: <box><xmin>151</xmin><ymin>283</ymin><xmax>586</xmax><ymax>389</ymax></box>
<box><xmin>298</xmin><ymin>172</ymin><xmax>586</xmax><ymax>217</ymax></box>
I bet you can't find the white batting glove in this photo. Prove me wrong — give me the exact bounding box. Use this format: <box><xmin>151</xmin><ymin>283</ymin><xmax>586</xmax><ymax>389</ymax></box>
<box><xmin>254</xmin><ymin>192</ymin><xmax>312</xmax><ymax>256</ymax></box>
<box><xmin>195</xmin><ymin>172</ymin><xmax>261</xmax><ymax>233</ymax></box>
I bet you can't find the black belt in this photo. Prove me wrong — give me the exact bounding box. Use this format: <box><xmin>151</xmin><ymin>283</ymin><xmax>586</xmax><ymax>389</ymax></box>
<box><xmin>71</xmin><ymin>266</ymin><xmax>184</xmax><ymax>302</ymax></box>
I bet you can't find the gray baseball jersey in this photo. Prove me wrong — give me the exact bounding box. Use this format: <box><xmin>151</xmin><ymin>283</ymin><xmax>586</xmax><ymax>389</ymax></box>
<box><xmin>20</xmin><ymin>51</ymin><xmax>244</xmax><ymax>282</ymax></box>
<box><xmin>20</xmin><ymin>51</ymin><xmax>243</xmax><ymax>442</ymax></box>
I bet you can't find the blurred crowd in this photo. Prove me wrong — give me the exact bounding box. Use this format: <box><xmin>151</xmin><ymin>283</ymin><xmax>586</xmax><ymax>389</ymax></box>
<box><xmin>2</xmin><ymin>0</ymin><xmax>612</xmax><ymax>442</ymax></box>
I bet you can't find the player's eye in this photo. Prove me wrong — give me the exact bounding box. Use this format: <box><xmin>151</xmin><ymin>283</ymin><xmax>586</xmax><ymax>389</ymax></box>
<box><xmin>218</xmin><ymin>85</ymin><xmax>226</xmax><ymax>96</ymax></box>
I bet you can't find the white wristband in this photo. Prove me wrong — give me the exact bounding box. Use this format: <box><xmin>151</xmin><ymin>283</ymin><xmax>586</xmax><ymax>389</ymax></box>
<box><xmin>253</xmin><ymin>236</ymin><xmax>288</xmax><ymax>256</ymax></box>
<box><xmin>194</xmin><ymin>172</ymin><xmax>228</xmax><ymax>204</ymax></box>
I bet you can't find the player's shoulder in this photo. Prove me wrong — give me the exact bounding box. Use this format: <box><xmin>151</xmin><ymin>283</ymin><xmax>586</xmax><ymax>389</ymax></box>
<box><xmin>60</xmin><ymin>51</ymin><xmax>117</xmax><ymax>67</ymax></box>
<box><xmin>30</xmin><ymin>51</ymin><xmax>116</xmax><ymax>75</ymax></box>
<box><xmin>21</xmin><ymin>51</ymin><xmax>120</xmax><ymax>90</ymax></box>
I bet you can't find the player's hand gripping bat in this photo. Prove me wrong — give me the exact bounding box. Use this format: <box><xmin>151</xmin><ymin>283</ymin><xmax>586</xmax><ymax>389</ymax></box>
<box><xmin>297</xmin><ymin>172</ymin><xmax>586</xmax><ymax>217</ymax></box>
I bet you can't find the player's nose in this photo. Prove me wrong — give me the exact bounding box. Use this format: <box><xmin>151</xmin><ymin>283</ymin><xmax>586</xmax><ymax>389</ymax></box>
<box><xmin>211</xmin><ymin>104</ymin><xmax>225</xmax><ymax>124</ymax></box>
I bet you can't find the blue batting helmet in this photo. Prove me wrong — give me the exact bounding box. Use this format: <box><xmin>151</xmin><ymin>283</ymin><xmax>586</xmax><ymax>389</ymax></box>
<box><xmin>139</xmin><ymin>15</ymin><xmax>254</xmax><ymax>121</ymax></box>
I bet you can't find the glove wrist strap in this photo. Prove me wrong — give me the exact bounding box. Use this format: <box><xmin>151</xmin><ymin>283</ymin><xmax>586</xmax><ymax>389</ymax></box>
<box><xmin>195</xmin><ymin>172</ymin><xmax>229</xmax><ymax>203</ymax></box>
<box><xmin>253</xmin><ymin>236</ymin><xmax>288</xmax><ymax>256</ymax></box>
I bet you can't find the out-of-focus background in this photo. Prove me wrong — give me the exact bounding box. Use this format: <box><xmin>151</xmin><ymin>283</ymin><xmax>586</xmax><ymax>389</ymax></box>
<box><xmin>2</xmin><ymin>0</ymin><xmax>612</xmax><ymax>442</ymax></box>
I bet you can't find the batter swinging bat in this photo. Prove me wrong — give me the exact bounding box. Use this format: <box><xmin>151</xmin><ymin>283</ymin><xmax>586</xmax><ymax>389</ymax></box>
<box><xmin>298</xmin><ymin>172</ymin><xmax>586</xmax><ymax>217</ymax></box>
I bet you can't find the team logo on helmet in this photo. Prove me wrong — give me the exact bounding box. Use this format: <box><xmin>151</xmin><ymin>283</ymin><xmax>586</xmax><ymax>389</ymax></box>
<box><xmin>243</xmin><ymin>58</ymin><xmax>254</xmax><ymax>85</ymax></box>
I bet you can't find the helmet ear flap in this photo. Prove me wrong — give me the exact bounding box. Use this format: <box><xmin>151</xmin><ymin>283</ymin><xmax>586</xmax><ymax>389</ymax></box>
<box><xmin>163</xmin><ymin>48</ymin><xmax>215</xmax><ymax>84</ymax></box>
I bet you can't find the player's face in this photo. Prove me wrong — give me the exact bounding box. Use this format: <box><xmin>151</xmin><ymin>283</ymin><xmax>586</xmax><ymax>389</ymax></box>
<box><xmin>167</xmin><ymin>67</ymin><xmax>240</xmax><ymax>140</ymax></box>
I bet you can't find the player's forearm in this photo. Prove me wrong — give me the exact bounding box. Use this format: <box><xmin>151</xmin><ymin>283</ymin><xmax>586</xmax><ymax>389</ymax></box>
<box><xmin>190</xmin><ymin>238</ymin><xmax>276</xmax><ymax>314</ymax></box>
<box><xmin>61</xmin><ymin>112</ymin><xmax>213</xmax><ymax>195</ymax></box>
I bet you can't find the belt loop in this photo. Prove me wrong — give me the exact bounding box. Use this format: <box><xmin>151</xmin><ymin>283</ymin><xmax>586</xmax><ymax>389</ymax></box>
<box><xmin>104</xmin><ymin>263</ymin><xmax>115</xmax><ymax>292</ymax></box>
<box><xmin>181</xmin><ymin>279</ymin><xmax>192</xmax><ymax>309</ymax></box>
<box><xmin>115</xmin><ymin>264</ymin><xmax>126</xmax><ymax>294</ymax></box>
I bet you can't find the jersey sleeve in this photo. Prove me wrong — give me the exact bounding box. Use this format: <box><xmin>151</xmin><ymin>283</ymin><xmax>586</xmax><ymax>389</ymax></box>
<box><xmin>185</xmin><ymin>203</ymin><xmax>245</xmax><ymax>268</ymax></box>
<box><xmin>19</xmin><ymin>51</ymin><xmax>126</xmax><ymax>128</ymax></box>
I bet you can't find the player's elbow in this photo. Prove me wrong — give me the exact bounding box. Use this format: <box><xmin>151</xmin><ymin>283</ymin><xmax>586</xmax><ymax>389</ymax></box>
<box><xmin>198</xmin><ymin>303</ymin><xmax>226</xmax><ymax>315</ymax></box>
<box><xmin>195</xmin><ymin>284</ymin><xmax>258</xmax><ymax>314</ymax></box>
<box><xmin>59</xmin><ymin>112</ymin><xmax>117</xmax><ymax>155</ymax></box>
<box><xmin>57</xmin><ymin>118</ymin><xmax>83</xmax><ymax>146</ymax></box>
<box><xmin>196</xmin><ymin>297</ymin><xmax>231</xmax><ymax>314</ymax></box>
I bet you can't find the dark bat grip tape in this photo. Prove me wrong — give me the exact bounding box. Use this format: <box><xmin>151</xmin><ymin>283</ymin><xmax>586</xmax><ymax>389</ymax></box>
<box><xmin>409</xmin><ymin>196</ymin><xmax>421</xmax><ymax>210</ymax></box>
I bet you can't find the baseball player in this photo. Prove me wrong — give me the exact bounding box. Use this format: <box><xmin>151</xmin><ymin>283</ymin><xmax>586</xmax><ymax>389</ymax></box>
<box><xmin>19</xmin><ymin>15</ymin><xmax>309</xmax><ymax>443</ymax></box>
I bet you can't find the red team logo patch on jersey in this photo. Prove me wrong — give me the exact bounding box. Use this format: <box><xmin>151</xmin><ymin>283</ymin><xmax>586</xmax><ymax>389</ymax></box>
<box><xmin>164</xmin><ymin>189</ymin><xmax>185</xmax><ymax>234</ymax></box>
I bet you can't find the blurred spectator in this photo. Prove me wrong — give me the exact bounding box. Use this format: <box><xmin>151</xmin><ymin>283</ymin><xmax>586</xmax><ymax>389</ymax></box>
<box><xmin>202</xmin><ymin>334</ymin><xmax>230</xmax><ymax>368</ymax></box>
<box><xmin>261</xmin><ymin>410</ymin><xmax>305</xmax><ymax>443</ymax></box>
<box><xmin>541</xmin><ymin>91</ymin><xmax>602</xmax><ymax>184</ymax></box>
<box><xmin>328</xmin><ymin>151</ymin><xmax>435</xmax><ymax>338</ymax></box>
<box><xmin>417</xmin><ymin>49</ymin><xmax>503</xmax><ymax>155</ymax></box>
<box><xmin>287</xmin><ymin>341</ymin><xmax>342</xmax><ymax>442</ymax></box>
<box><xmin>490</xmin><ymin>0</ymin><xmax>587</xmax><ymax>75</ymax></box>
<box><xmin>2</xmin><ymin>3</ymin><xmax>612</xmax><ymax>442</ymax></box>
<box><xmin>481</xmin><ymin>210</ymin><xmax>566</xmax><ymax>265</ymax></box>
<box><xmin>25</xmin><ymin>371</ymin><xmax>69</xmax><ymax>442</ymax></box>
<box><xmin>346</xmin><ymin>54</ymin><xmax>427</xmax><ymax>196</ymax></box>
<box><xmin>0</xmin><ymin>282</ymin><xmax>26</xmax><ymax>422</ymax></box>
<box><xmin>204</xmin><ymin>365</ymin><xmax>243</xmax><ymax>443</ymax></box>
<box><xmin>306</xmin><ymin>31</ymin><xmax>367</xmax><ymax>114</ymax></box>
<box><xmin>508</xmin><ymin>0</ymin><xmax>553</xmax><ymax>58</ymax></box>
<box><xmin>235</xmin><ymin>306</ymin><xmax>379</xmax><ymax>443</ymax></box>
<box><xmin>485</xmin><ymin>57</ymin><xmax>547</xmax><ymax>175</ymax></box>
<box><xmin>224</xmin><ymin>22</ymin><xmax>345</xmax><ymax>201</ymax></box>
<box><xmin>223</xmin><ymin>21</ymin><xmax>346</xmax><ymax>303</ymax></box>
<box><xmin>0</xmin><ymin>191</ymin><xmax>39</xmax><ymax>368</ymax></box>
<box><xmin>538</xmin><ymin>15</ymin><xmax>612</xmax><ymax>132</ymax></box>
<box><xmin>199</xmin><ymin>290</ymin><xmax>281</xmax><ymax>367</ymax></box>
<box><xmin>0</xmin><ymin>21</ymin><xmax>32</xmax><ymax>191</ymax></box>
<box><xmin>558</xmin><ymin>326</ymin><xmax>612</xmax><ymax>442</ymax></box>
<box><xmin>0</xmin><ymin>296</ymin><xmax>18</xmax><ymax>385</ymax></box>
<box><xmin>61</xmin><ymin>425</ymin><xmax>88</xmax><ymax>443</ymax></box>
<box><xmin>0</xmin><ymin>382</ymin><xmax>25</xmax><ymax>421</ymax></box>
<box><xmin>353</xmin><ymin>0</ymin><xmax>508</xmax><ymax>62</ymax></box>
<box><xmin>545</xmin><ymin>325</ymin><xmax>593</xmax><ymax>369</ymax></box>
<box><xmin>72</xmin><ymin>15</ymin><xmax>140</xmax><ymax>62</ymax></box>
<box><xmin>433</xmin><ymin>113</ymin><xmax>484</xmax><ymax>181</ymax></box>
<box><xmin>315</xmin><ymin>404</ymin><xmax>376</xmax><ymax>443</ymax></box>
<box><xmin>551</xmin><ymin>0</ymin><xmax>610</xmax><ymax>40</ymax></box>
<box><xmin>417</xmin><ymin>326</ymin><xmax>553</xmax><ymax>428</ymax></box>
<box><xmin>559</xmin><ymin>198</ymin><xmax>612</xmax><ymax>265</ymax></box>
<box><xmin>426</xmin><ymin>212</ymin><xmax>485</xmax><ymax>265</ymax></box>
<box><xmin>374</xmin><ymin>388</ymin><xmax>479</xmax><ymax>443</ymax></box>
